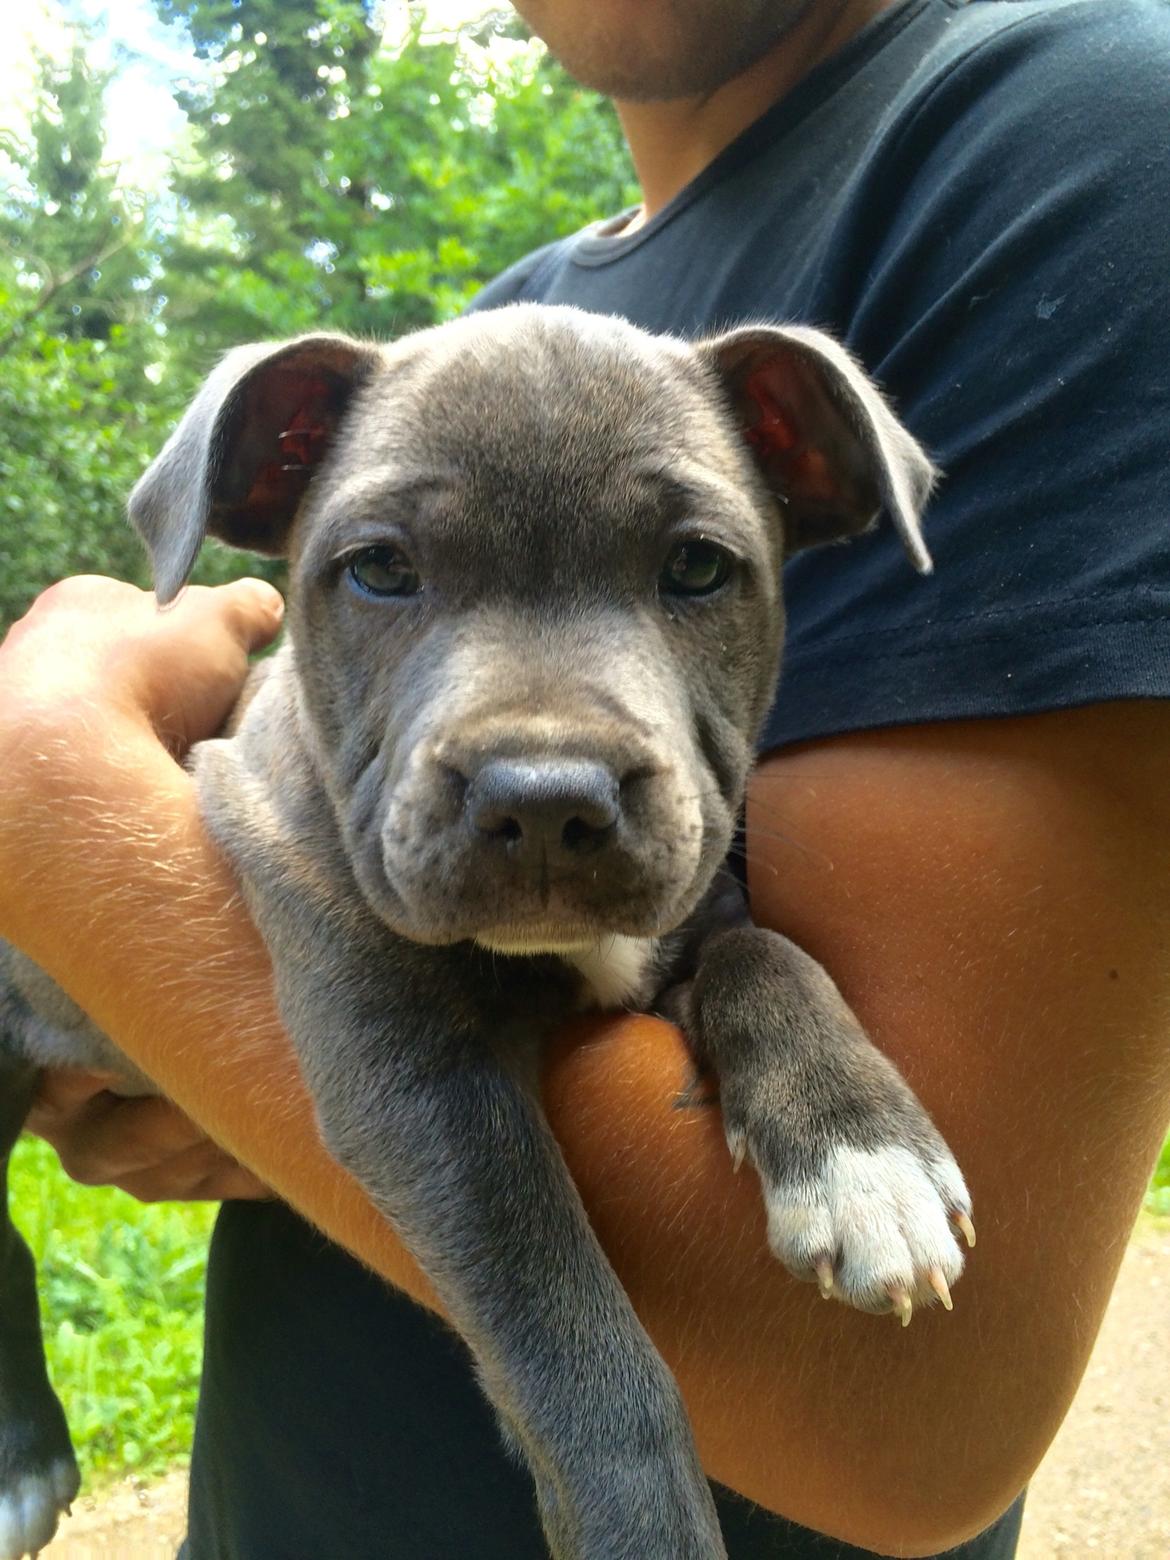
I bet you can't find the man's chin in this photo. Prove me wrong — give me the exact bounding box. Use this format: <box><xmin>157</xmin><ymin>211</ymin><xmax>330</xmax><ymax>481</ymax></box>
<box><xmin>513</xmin><ymin>0</ymin><xmax>809</xmax><ymax>103</ymax></box>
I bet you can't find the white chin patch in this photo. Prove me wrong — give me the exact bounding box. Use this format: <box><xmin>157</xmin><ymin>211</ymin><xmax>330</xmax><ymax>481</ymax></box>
<box><xmin>474</xmin><ymin>931</ymin><xmax>655</xmax><ymax>1011</ymax></box>
<box><xmin>562</xmin><ymin>935</ymin><xmax>655</xmax><ymax>1011</ymax></box>
<box><xmin>0</xmin><ymin>1457</ymin><xmax>79</xmax><ymax>1560</ymax></box>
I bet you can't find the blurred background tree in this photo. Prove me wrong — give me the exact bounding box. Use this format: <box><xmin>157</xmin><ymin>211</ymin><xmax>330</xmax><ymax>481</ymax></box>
<box><xmin>0</xmin><ymin>34</ymin><xmax>176</xmax><ymax>613</ymax></box>
<box><xmin>0</xmin><ymin>0</ymin><xmax>637</xmax><ymax>629</ymax></box>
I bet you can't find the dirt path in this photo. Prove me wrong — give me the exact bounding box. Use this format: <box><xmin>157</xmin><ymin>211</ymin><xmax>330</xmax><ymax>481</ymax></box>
<box><xmin>41</xmin><ymin>1467</ymin><xmax>187</xmax><ymax>1558</ymax></box>
<box><xmin>42</xmin><ymin>1222</ymin><xmax>1169</xmax><ymax>1558</ymax></box>
<box><xmin>1016</xmin><ymin>1219</ymin><xmax>1170</xmax><ymax>1559</ymax></box>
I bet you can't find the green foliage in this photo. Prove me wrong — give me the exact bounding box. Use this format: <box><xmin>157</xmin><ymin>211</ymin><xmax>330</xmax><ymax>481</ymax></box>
<box><xmin>0</xmin><ymin>314</ymin><xmax>163</xmax><ymax>623</ymax></box>
<box><xmin>156</xmin><ymin>8</ymin><xmax>636</xmax><ymax>351</ymax></box>
<box><xmin>0</xmin><ymin>272</ymin><xmax>285</xmax><ymax>629</ymax></box>
<box><xmin>9</xmin><ymin>1137</ymin><xmax>216</xmax><ymax>1481</ymax></box>
<box><xmin>162</xmin><ymin>0</ymin><xmax>378</xmax><ymax>230</ymax></box>
<box><xmin>339</xmin><ymin>36</ymin><xmax>637</xmax><ymax>329</ymax></box>
<box><xmin>0</xmin><ymin>38</ymin><xmax>164</xmax><ymax>624</ymax></box>
<box><xmin>0</xmin><ymin>5</ymin><xmax>635</xmax><ymax>636</ymax></box>
<box><xmin>0</xmin><ymin>42</ymin><xmax>154</xmax><ymax>348</ymax></box>
<box><xmin>0</xmin><ymin>31</ymin><xmax>291</xmax><ymax>629</ymax></box>
<box><xmin>1146</xmin><ymin>1135</ymin><xmax>1170</xmax><ymax>1219</ymax></box>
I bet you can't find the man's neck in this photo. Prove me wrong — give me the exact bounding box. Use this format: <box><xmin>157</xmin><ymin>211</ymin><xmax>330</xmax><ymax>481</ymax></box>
<box><xmin>616</xmin><ymin>0</ymin><xmax>897</xmax><ymax>226</ymax></box>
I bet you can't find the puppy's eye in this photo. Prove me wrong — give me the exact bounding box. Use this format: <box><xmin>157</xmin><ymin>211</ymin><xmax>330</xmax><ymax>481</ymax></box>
<box><xmin>347</xmin><ymin>545</ymin><xmax>421</xmax><ymax>598</ymax></box>
<box><xmin>659</xmin><ymin>539</ymin><xmax>733</xmax><ymax>597</ymax></box>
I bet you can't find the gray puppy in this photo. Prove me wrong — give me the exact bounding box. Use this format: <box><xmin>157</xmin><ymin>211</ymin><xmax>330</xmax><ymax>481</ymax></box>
<box><xmin>0</xmin><ymin>304</ymin><xmax>973</xmax><ymax>1560</ymax></box>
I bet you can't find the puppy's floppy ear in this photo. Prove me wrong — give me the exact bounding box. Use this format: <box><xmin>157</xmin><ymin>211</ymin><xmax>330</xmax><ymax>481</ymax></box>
<box><xmin>699</xmin><ymin>324</ymin><xmax>936</xmax><ymax>574</ymax></box>
<box><xmin>129</xmin><ymin>334</ymin><xmax>379</xmax><ymax>604</ymax></box>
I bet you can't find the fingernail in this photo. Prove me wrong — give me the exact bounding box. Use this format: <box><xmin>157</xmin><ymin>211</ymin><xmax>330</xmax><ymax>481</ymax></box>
<box><xmin>241</xmin><ymin>578</ymin><xmax>285</xmax><ymax>618</ymax></box>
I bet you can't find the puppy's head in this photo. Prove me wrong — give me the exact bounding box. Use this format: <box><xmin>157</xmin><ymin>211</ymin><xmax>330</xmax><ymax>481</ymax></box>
<box><xmin>131</xmin><ymin>305</ymin><xmax>933</xmax><ymax>948</ymax></box>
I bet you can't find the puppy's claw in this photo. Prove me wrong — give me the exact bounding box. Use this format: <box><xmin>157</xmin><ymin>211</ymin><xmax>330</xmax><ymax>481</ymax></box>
<box><xmin>814</xmin><ymin>1257</ymin><xmax>835</xmax><ymax>1300</ymax></box>
<box><xmin>889</xmin><ymin>1288</ymin><xmax>913</xmax><ymax>1327</ymax></box>
<box><xmin>952</xmin><ymin>1211</ymin><xmax>977</xmax><ymax>1249</ymax></box>
<box><xmin>726</xmin><ymin>1129</ymin><xmax>747</xmax><ymax>1174</ymax></box>
<box><xmin>927</xmin><ymin>1267</ymin><xmax>954</xmax><ymax>1311</ymax></box>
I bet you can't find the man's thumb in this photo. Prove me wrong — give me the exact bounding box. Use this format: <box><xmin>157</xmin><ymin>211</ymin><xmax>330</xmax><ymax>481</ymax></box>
<box><xmin>230</xmin><ymin>577</ymin><xmax>285</xmax><ymax>650</ymax></box>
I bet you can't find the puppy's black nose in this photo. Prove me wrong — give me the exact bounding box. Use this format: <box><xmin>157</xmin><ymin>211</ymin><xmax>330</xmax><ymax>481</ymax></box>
<box><xmin>466</xmin><ymin>758</ymin><xmax>620</xmax><ymax>857</ymax></box>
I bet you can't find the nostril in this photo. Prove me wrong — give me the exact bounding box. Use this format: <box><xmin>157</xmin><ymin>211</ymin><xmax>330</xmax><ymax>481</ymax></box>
<box><xmin>440</xmin><ymin>763</ymin><xmax>469</xmax><ymax>809</ymax></box>
<box><xmin>471</xmin><ymin>800</ymin><xmax>524</xmax><ymax>842</ymax></box>
<box><xmin>561</xmin><ymin>814</ymin><xmax>614</xmax><ymax>854</ymax></box>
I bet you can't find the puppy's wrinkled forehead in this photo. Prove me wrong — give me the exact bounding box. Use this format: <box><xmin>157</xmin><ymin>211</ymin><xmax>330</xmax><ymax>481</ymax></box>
<box><xmin>384</xmin><ymin>308</ymin><xmax>725</xmax><ymax>463</ymax></box>
<box><xmin>318</xmin><ymin>309</ymin><xmax>750</xmax><ymax>569</ymax></box>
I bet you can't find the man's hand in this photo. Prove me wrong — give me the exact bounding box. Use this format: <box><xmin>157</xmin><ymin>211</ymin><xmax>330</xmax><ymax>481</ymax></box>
<box><xmin>1</xmin><ymin>576</ymin><xmax>285</xmax><ymax>1205</ymax></box>
<box><xmin>0</xmin><ymin>574</ymin><xmax>285</xmax><ymax>760</ymax></box>
<box><xmin>25</xmin><ymin>1069</ymin><xmax>270</xmax><ymax>1203</ymax></box>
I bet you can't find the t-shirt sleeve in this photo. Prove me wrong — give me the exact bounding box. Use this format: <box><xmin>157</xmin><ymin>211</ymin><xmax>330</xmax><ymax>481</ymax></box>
<box><xmin>765</xmin><ymin>0</ymin><xmax>1170</xmax><ymax>750</ymax></box>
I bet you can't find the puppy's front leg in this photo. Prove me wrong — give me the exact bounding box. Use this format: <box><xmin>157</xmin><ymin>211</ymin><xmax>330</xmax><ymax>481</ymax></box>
<box><xmin>668</xmin><ymin>891</ymin><xmax>973</xmax><ymax>1321</ymax></box>
<box><xmin>277</xmin><ymin>950</ymin><xmax>725</xmax><ymax>1560</ymax></box>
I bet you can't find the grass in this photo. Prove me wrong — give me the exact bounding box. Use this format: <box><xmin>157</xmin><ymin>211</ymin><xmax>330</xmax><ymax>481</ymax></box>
<box><xmin>8</xmin><ymin>1125</ymin><xmax>1170</xmax><ymax>1495</ymax></box>
<box><xmin>8</xmin><ymin>1136</ymin><xmax>216</xmax><ymax>1484</ymax></box>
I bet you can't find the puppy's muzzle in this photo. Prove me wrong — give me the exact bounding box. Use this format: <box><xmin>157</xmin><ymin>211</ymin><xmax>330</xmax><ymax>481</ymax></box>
<box><xmin>378</xmin><ymin>725</ymin><xmax>706</xmax><ymax>945</ymax></box>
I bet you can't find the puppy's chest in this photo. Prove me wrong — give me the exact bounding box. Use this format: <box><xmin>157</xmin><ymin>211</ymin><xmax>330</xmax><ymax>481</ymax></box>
<box><xmin>559</xmin><ymin>935</ymin><xmax>661</xmax><ymax>1013</ymax></box>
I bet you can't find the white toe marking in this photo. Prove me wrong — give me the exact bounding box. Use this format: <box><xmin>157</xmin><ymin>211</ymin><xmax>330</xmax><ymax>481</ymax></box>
<box><xmin>0</xmin><ymin>1458</ymin><xmax>77</xmax><ymax>1559</ymax></box>
<box><xmin>764</xmin><ymin>1144</ymin><xmax>967</xmax><ymax>1306</ymax></box>
<box><xmin>928</xmin><ymin>1152</ymin><xmax>972</xmax><ymax>1214</ymax></box>
<box><xmin>765</xmin><ymin>1186</ymin><xmax>837</xmax><ymax>1268</ymax></box>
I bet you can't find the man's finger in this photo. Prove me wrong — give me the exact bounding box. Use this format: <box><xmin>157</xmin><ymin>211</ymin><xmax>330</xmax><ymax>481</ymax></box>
<box><xmin>197</xmin><ymin>578</ymin><xmax>285</xmax><ymax>654</ymax></box>
<box><xmin>114</xmin><ymin>1141</ymin><xmax>271</xmax><ymax>1204</ymax></box>
<box><xmin>28</xmin><ymin>1067</ymin><xmax>126</xmax><ymax>1122</ymax></box>
<box><xmin>32</xmin><ymin>1093</ymin><xmax>209</xmax><ymax>1184</ymax></box>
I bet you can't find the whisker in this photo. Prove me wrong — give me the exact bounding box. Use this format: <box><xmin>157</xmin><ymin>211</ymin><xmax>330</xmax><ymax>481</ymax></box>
<box><xmin>697</xmin><ymin>819</ymin><xmax>827</xmax><ymax>865</ymax></box>
<box><xmin>722</xmin><ymin>843</ymin><xmax>780</xmax><ymax>880</ymax></box>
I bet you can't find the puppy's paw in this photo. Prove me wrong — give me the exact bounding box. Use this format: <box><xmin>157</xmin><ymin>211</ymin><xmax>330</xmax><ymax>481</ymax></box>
<box><xmin>0</xmin><ymin>1450</ymin><xmax>79</xmax><ymax>1560</ymax></box>
<box><xmin>747</xmin><ymin>1134</ymin><xmax>973</xmax><ymax>1321</ymax></box>
<box><xmin>720</xmin><ymin>1056</ymin><xmax>973</xmax><ymax>1323</ymax></box>
<box><xmin>688</xmin><ymin>923</ymin><xmax>973</xmax><ymax>1323</ymax></box>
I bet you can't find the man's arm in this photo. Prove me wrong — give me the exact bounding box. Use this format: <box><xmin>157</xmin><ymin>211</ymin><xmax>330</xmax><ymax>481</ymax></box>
<box><xmin>3</xmin><ymin>580</ymin><xmax>1168</xmax><ymax>1556</ymax></box>
<box><xmin>591</xmin><ymin>700</ymin><xmax>1170</xmax><ymax>1552</ymax></box>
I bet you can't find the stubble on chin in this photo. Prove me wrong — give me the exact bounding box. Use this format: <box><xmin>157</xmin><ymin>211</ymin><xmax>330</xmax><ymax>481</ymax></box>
<box><xmin>513</xmin><ymin>0</ymin><xmax>816</xmax><ymax>102</ymax></box>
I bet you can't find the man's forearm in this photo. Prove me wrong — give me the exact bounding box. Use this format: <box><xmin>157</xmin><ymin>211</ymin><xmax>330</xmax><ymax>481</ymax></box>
<box><xmin>1</xmin><ymin>708</ymin><xmax>441</xmax><ymax>1310</ymax></box>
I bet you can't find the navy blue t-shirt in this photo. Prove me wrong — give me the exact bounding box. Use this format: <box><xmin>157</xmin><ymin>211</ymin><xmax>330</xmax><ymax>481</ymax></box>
<box><xmin>184</xmin><ymin>1</ymin><xmax>1170</xmax><ymax>1555</ymax></box>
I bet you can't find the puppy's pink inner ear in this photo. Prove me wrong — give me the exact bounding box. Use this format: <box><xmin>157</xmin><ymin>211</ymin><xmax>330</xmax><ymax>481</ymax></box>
<box><xmin>243</xmin><ymin>376</ymin><xmax>342</xmax><ymax>526</ymax></box>
<box><xmin>741</xmin><ymin>364</ymin><xmax>844</xmax><ymax>508</ymax></box>
<box><xmin>275</xmin><ymin>393</ymin><xmax>336</xmax><ymax>472</ymax></box>
<box><xmin>252</xmin><ymin>374</ymin><xmax>333</xmax><ymax>489</ymax></box>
